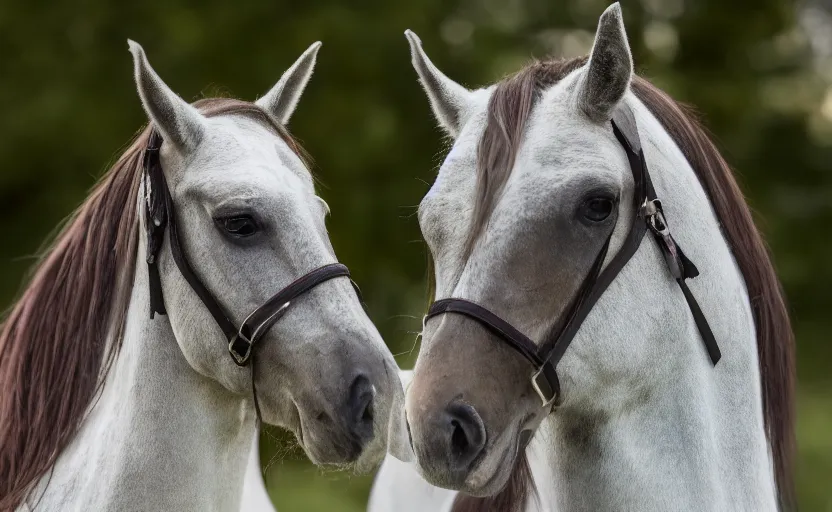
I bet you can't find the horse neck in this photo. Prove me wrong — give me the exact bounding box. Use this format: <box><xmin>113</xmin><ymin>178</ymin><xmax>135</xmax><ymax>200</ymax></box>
<box><xmin>529</xmin><ymin>102</ymin><xmax>777</xmax><ymax>512</ymax></box>
<box><xmin>29</xmin><ymin>234</ymin><xmax>256</xmax><ymax>512</ymax></box>
<box><xmin>536</xmin><ymin>371</ymin><xmax>775</xmax><ymax>511</ymax></box>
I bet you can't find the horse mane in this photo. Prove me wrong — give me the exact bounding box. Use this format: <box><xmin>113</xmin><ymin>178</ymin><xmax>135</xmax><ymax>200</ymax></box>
<box><xmin>0</xmin><ymin>98</ymin><xmax>305</xmax><ymax>511</ymax></box>
<box><xmin>632</xmin><ymin>77</ymin><xmax>795</xmax><ymax>508</ymax></box>
<box><xmin>450</xmin><ymin>57</ymin><xmax>794</xmax><ymax>511</ymax></box>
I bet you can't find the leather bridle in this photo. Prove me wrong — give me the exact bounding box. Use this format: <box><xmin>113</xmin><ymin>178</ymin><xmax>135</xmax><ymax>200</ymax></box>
<box><xmin>424</xmin><ymin>105</ymin><xmax>721</xmax><ymax>411</ymax></box>
<box><xmin>142</xmin><ymin>130</ymin><xmax>360</xmax><ymax>421</ymax></box>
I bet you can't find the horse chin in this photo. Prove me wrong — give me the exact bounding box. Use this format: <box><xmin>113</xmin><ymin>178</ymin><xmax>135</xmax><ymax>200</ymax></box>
<box><xmin>417</xmin><ymin>430</ymin><xmax>519</xmax><ymax>497</ymax></box>
<box><xmin>459</xmin><ymin>445</ymin><xmax>518</xmax><ymax>497</ymax></box>
<box><xmin>294</xmin><ymin>419</ymin><xmax>386</xmax><ymax>471</ymax></box>
<box><xmin>459</xmin><ymin>423</ymin><xmax>531</xmax><ymax>497</ymax></box>
<box><xmin>296</xmin><ymin>434</ymin><xmax>358</xmax><ymax>468</ymax></box>
<box><xmin>297</xmin><ymin>439</ymin><xmax>384</xmax><ymax>474</ymax></box>
<box><xmin>352</xmin><ymin>435</ymin><xmax>387</xmax><ymax>473</ymax></box>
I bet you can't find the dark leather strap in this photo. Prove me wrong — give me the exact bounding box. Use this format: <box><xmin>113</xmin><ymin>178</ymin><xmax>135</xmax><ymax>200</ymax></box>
<box><xmin>425</xmin><ymin>299</ymin><xmax>562</xmax><ymax>406</ymax></box>
<box><xmin>424</xmin><ymin>104</ymin><xmax>720</xmax><ymax>410</ymax></box>
<box><xmin>534</xmin><ymin>108</ymin><xmax>651</xmax><ymax>370</ymax></box>
<box><xmin>143</xmin><ymin>130</ymin><xmax>355</xmax><ymax>361</ymax></box>
<box><xmin>426</xmin><ymin>299</ymin><xmax>542</xmax><ymax>366</ymax></box>
<box><xmin>162</xmin><ymin>168</ymin><xmax>240</xmax><ymax>342</ymax></box>
<box><xmin>678</xmin><ymin>278</ymin><xmax>721</xmax><ymax>363</ymax></box>
<box><xmin>144</xmin><ymin>133</ymin><xmax>168</xmax><ymax>318</ymax></box>
<box><xmin>231</xmin><ymin>263</ymin><xmax>351</xmax><ymax>366</ymax></box>
<box><xmin>142</xmin><ymin>129</ymin><xmax>359</xmax><ymax>425</ymax></box>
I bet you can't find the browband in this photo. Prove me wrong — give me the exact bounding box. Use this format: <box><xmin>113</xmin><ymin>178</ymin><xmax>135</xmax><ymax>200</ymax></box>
<box><xmin>424</xmin><ymin>104</ymin><xmax>721</xmax><ymax>410</ymax></box>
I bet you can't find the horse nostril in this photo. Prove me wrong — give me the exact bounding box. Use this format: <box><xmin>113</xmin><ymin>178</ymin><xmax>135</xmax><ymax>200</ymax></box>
<box><xmin>346</xmin><ymin>374</ymin><xmax>375</xmax><ymax>445</ymax></box>
<box><xmin>361</xmin><ymin>397</ymin><xmax>374</xmax><ymax>423</ymax></box>
<box><xmin>444</xmin><ymin>403</ymin><xmax>486</xmax><ymax>471</ymax></box>
<box><xmin>450</xmin><ymin>419</ymin><xmax>469</xmax><ymax>457</ymax></box>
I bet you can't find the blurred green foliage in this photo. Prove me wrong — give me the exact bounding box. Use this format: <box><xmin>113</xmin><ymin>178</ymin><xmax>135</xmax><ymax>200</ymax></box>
<box><xmin>1</xmin><ymin>0</ymin><xmax>830</xmax><ymax>510</ymax></box>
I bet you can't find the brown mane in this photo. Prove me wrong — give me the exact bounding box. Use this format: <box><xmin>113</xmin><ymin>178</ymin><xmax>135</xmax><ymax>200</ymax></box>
<box><xmin>451</xmin><ymin>58</ymin><xmax>795</xmax><ymax>511</ymax></box>
<box><xmin>0</xmin><ymin>98</ymin><xmax>304</xmax><ymax>511</ymax></box>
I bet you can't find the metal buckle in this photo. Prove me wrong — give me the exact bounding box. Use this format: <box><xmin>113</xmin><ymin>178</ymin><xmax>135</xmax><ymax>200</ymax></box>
<box><xmin>531</xmin><ymin>367</ymin><xmax>557</xmax><ymax>409</ymax></box>
<box><xmin>643</xmin><ymin>199</ymin><xmax>669</xmax><ymax>236</ymax></box>
<box><xmin>228</xmin><ymin>301</ymin><xmax>293</xmax><ymax>367</ymax></box>
<box><xmin>228</xmin><ymin>331</ymin><xmax>253</xmax><ymax>366</ymax></box>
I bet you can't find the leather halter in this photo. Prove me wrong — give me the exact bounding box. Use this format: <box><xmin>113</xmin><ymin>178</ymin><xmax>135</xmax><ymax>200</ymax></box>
<box><xmin>142</xmin><ymin>130</ymin><xmax>360</xmax><ymax>421</ymax></box>
<box><xmin>424</xmin><ymin>105</ymin><xmax>721</xmax><ymax>410</ymax></box>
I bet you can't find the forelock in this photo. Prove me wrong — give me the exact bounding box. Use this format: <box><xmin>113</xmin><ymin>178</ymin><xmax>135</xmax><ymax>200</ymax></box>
<box><xmin>464</xmin><ymin>57</ymin><xmax>589</xmax><ymax>259</ymax></box>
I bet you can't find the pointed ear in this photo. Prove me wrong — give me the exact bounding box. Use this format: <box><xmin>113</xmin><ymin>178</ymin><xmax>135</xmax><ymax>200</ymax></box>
<box><xmin>577</xmin><ymin>3</ymin><xmax>634</xmax><ymax>122</ymax></box>
<box><xmin>255</xmin><ymin>42</ymin><xmax>321</xmax><ymax>125</ymax></box>
<box><xmin>128</xmin><ymin>40</ymin><xmax>206</xmax><ymax>151</ymax></box>
<box><xmin>404</xmin><ymin>30</ymin><xmax>474</xmax><ymax>139</ymax></box>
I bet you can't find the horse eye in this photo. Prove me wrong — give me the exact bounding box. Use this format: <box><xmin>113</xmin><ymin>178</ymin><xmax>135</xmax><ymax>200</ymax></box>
<box><xmin>219</xmin><ymin>216</ymin><xmax>258</xmax><ymax>237</ymax></box>
<box><xmin>581</xmin><ymin>197</ymin><xmax>615</xmax><ymax>222</ymax></box>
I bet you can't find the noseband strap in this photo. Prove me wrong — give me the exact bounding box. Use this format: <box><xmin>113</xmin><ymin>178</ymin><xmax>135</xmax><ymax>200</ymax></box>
<box><xmin>428</xmin><ymin>299</ymin><xmax>543</xmax><ymax>366</ymax></box>
<box><xmin>228</xmin><ymin>263</ymin><xmax>353</xmax><ymax>365</ymax></box>
<box><xmin>142</xmin><ymin>129</ymin><xmax>358</xmax><ymax>422</ymax></box>
<box><xmin>425</xmin><ymin>105</ymin><xmax>721</xmax><ymax>411</ymax></box>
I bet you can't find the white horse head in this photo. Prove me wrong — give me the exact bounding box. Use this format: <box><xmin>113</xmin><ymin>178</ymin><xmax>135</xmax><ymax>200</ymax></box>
<box><xmin>394</xmin><ymin>3</ymin><xmax>793</xmax><ymax>510</ymax></box>
<box><xmin>1</xmin><ymin>42</ymin><xmax>402</xmax><ymax>511</ymax></box>
<box><xmin>129</xmin><ymin>40</ymin><xmax>400</xmax><ymax>469</ymax></box>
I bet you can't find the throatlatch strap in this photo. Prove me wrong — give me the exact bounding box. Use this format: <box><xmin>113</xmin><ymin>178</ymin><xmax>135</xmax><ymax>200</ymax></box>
<box><xmin>678</xmin><ymin>280</ymin><xmax>721</xmax><ymax>363</ymax></box>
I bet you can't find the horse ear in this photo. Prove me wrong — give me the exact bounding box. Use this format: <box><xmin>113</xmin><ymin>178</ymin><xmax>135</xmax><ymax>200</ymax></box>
<box><xmin>404</xmin><ymin>30</ymin><xmax>474</xmax><ymax>139</ymax></box>
<box><xmin>577</xmin><ymin>3</ymin><xmax>634</xmax><ymax>122</ymax></box>
<box><xmin>128</xmin><ymin>40</ymin><xmax>206</xmax><ymax>151</ymax></box>
<box><xmin>256</xmin><ymin>42</ymin><xmax>321</xmax><ymax>125</ymax></box>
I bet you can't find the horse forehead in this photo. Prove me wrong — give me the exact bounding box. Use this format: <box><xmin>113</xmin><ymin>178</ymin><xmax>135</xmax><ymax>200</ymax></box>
<box><xmin>185</xmin><ymin>116</ymin><xmax>311</xmax><ymax>191</ymax></box>
<box><xmin>515</xmin><ymin>98</ymin><xmax>627</xmax><ymax>185</ymax></box>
